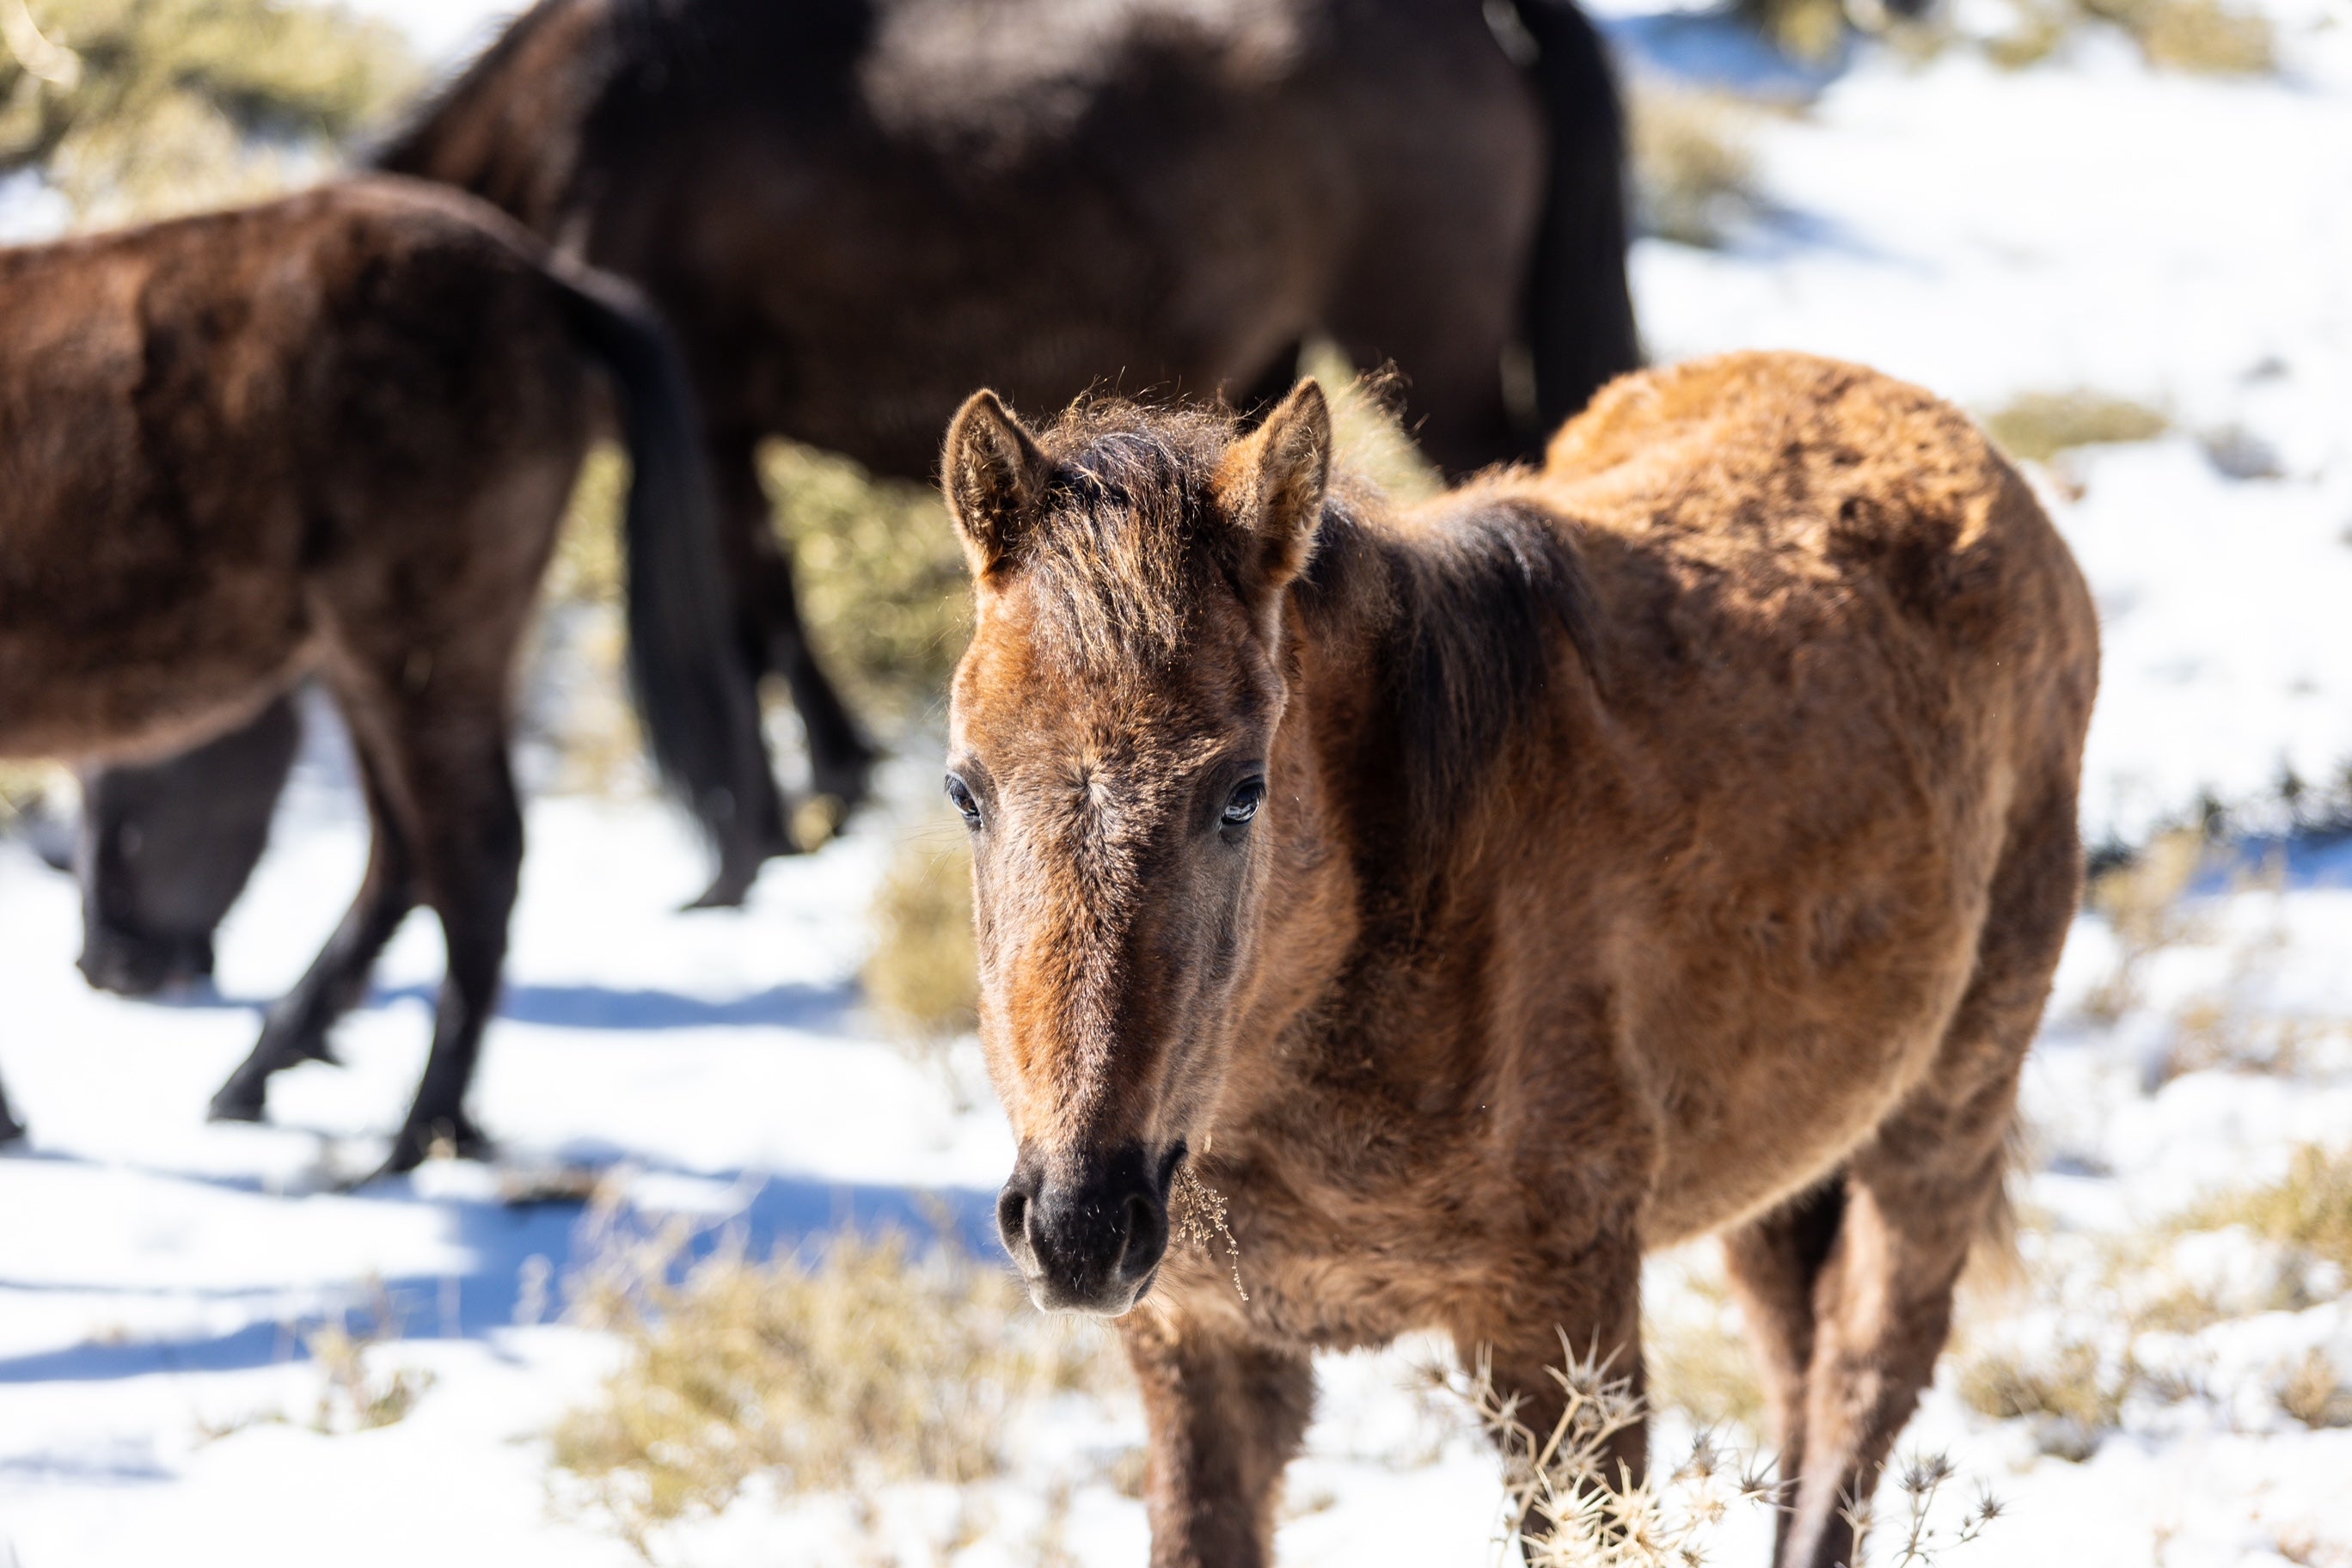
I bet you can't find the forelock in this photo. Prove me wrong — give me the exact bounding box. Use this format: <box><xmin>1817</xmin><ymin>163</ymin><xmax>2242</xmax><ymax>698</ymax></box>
<box><xmin>1012</xmin><ymin>399</ymin><xmax>1245</xmax><ymax>670</ymax></box>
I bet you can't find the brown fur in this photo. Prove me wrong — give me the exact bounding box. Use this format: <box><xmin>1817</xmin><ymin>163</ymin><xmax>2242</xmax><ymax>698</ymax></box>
<box><xmin>942</xmin><ymin>352</ymin><xmax>2098</xmax><ymax>1566</ymax></box>
<box><xmin>0</xmin><ymin>176</ymin><xmax>762</xmax><ymax>1170</ymax></box>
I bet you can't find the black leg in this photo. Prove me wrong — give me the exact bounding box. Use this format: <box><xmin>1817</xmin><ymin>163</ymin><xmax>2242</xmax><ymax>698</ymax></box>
<box><xmin>0</xmin><ymin>1071</ymin><xmax>23</xmax><ymax>1145</ymax></box>
<box><xmin>209</xmin><ymin>769</ymin><xmax>414</xmax><ymax>1124</ymax></box>
<box><xmin>714</xmin><ymin>435</ymin><xmax>875</xmax><ymax>818</ymax></box>
<box><xmin>374</xmin><ymin>732</ymin><xmax>523</xmax><ymax>1178</ymax></box>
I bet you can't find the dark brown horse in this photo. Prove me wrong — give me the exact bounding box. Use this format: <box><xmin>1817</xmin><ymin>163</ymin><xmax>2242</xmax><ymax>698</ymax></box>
<box><xmin>940</xmin><ymin>353</ymin><xmax>2098</xmax><ymax>1566</ymax></box>
<box><xmin>70</xmin><ymin>0</ymin><xmax>1642</xmax><ymax>985</ymax></box>
<box><xmin>0</xmin><ymin>177</ymin><xmax>766</xmax><ymax>1170</ymax></box>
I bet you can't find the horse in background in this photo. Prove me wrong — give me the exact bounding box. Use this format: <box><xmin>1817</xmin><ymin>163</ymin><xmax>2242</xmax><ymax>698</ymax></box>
<box><xmin>0</xmin><ymin>177</ymin><xmax>766</xmax><ymax>1172</ymax></box>
<box><xmin>69</xmin><ymin>0</ymin><xmax>1643</xmax><ymax>990</ymax></box>
<box><xmin>940</xmin><ymin>353</ymin><xmax>2098</xmax><ymax>1566</ymax></box>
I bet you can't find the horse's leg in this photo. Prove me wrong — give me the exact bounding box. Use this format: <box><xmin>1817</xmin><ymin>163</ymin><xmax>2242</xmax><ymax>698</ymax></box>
<box><xmin>1122</xmin><ymin>1311</ymin><xmax>1315</xmax><ymax>1568</ymax></box>
<box><xmin>1721</xmin><ymin>1179</ymin><xmax>1848</xmax><ymax>1555</ymax></box>
<box><xmin>1459</xmin><ymin>1228</ymin><xmax>1647</xmax><ymax>1553</ymax></box>
<box><xmin>0</xmin><ymin>1071</ymin><xmax>22</xmax><ymax>1144</ymax></box>
<box><xmin>1777</xmin><ymin>799</ymin><xmax>2078</xmax><ymax>1568</ymax></box>
<box><xmin>208</xmin><ymin>759</ymin><xmax>415</xmax><ymax>1124</ymax></box>
<box><xmin>364</xmin><ymin>697</ymin><xmax>523</xmax><ymax>1176</ymax></box>
<box><xmin>714</xmin><ymin>431</ymin><xmax>874</xmax><ymax>820</ymax></box>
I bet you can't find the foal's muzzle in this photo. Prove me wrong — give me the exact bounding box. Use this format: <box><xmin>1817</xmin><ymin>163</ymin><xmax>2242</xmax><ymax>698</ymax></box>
<box><xmin>997</xmin><ymin>1141</ymin><xmax>1181</xmax><ymax>1315</ymax></box>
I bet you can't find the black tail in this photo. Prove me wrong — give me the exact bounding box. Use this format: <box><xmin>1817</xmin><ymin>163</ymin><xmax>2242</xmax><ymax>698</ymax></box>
<box><xmin>553</xmin><ymin>267</ymin><xmax>779</xmax><ymax>886</ymax></box>
<box><xmin>1507</xmin><ymin>0</ymin><xmax>1644</xmax><ymax>428</ymax></box>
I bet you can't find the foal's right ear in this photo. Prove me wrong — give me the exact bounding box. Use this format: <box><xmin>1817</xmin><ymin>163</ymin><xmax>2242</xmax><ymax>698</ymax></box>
<box><xmin>943</xmin><ymin>389</ymin><xmax>1050</xmax><ymax>578</ymax></box>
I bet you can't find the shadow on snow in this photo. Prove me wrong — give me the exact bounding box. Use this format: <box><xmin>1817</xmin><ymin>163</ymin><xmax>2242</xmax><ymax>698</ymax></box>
<box><xmin>0</xmin><ymin>1160</ymin><xmax>1002</xmax><ymax>1386</ymax></box>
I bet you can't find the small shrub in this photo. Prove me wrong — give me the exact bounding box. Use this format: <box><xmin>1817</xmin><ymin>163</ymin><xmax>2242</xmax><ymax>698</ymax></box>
<box><xmin>2078</xmin><ymin>828</ymin><xmax>2206</xmax><ymax>1025</ymax></box>
<box><xmin>2091</xmin><ymin>0</ymin><xmax>2274</xmax><ymax>72</ymax></box>
<box><xmin>1955</xmin><ymin>1336</ymin><xmax>2128</xmax><ymax>1458</ymax></box>
<box><xmin>2184</xmin><ymin>1144</ymin><xmax>2352</xmax><ymax>1273</ymax></box>
<box><xmin>552</xmin><ymin>1220</ymin><xmax>1119</xmax><ymax>1555</ymax></box>
<box><xmin>303</xmin><ymin>1283</ymin><xmax>432</xmax><ymax>1435</ymax></box>
<box><xmin>528</xmin><ymin>444</ymin><xmax>646</xmax><ymax>795</ymax></box>
<box><xmin>1643</xmin><ymin>1267</ymin><xmax>1767</xmax><ymax>1436</ymax></box>
<box><xmin>1627</xmin><ymin>83</ymin><xmax>1763</xmax><ymax>250</ymax></box>
<box><xmin>1985</xmin><ymin>389</ymin><xmax>2169</xmax><ymax>466</ymax></box>
<box><xmin>2279</xmin><ymin>1349</ymin><xmax>2352</xmax><ymax>1430</ymax></box>
<box><xmin>864</xmin><ymin>824</ymin><xmax>977</xmax><ymax>1043</ymax></box>
<box><xmin>1298</xmin><ymin>341</ymin><xmax>1444</xmax><ymax>505</ymax></box>
<box><xmin>1</xmin><ymin>0</ymin><xmax>417</xmax><ymax>226</ymax></box>
<box><xmin>761</xmin><ymin>439</ymin><xmax>971</xmax><ymax>723</ymax></box>
<box><xmin>0</xmin><ymin>760</ymin><xmax>68</xmax><ymax>826</ymax></box>
<box><xmin>1736</xmin><ymin>0</ymin><xmax>1849</xmax><ymax>60</ymax></box>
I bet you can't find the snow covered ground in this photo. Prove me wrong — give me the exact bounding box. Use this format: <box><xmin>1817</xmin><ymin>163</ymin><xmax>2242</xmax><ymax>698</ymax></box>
<box><xmin>6</xmin><ymin>0</ymin><xmax>2352</xmax><ymax>1563</ymax></box>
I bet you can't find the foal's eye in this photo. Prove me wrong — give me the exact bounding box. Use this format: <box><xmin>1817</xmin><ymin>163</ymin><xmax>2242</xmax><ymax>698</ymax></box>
<box><xmin>946</xmin><ymin>773</ymin><xmax>983</xmax><ymax>828</ymax></box>
<box><xmin>1221</xmin><ymin>778</ymin><xmax>1265</xmax><ymax>828</ymax></box>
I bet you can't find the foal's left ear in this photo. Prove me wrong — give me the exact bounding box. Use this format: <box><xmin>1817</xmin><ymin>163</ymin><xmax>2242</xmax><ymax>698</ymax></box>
<box><xmin>1216</xmin><ymin>379</ymin><xmax>1332</xmax><ymax>605</ymax></box>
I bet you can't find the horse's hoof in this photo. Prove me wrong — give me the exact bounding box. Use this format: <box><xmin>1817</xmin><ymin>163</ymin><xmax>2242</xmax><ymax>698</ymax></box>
<box><xmin>685</xmin><ymin>865</ymin><xmax>759</xmax><ymax>910</ymax></box>
<box><xmin>207</xmin><ymin>1087</ymin><xmax>267</xmax><ymax>1124</ymax></box>
<box><xmin>366</xmin><ymin>1112</ymin><xmax>494</xmax><ymax>1183</ymax></box>
<box><xmin>0</xmin><ymin>1113</ymin><xmax>26</xmax><ymax>1147</ymax></box>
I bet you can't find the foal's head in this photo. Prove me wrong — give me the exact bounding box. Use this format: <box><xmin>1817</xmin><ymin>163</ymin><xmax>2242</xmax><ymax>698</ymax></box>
<box><xmin>942</xmin><ymin>383</ymin><xmax>1332</xmax><ymax>1314</ymax></box>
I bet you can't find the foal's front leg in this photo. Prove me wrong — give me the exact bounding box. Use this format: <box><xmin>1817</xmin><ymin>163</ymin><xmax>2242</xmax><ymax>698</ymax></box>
<box><xmin>1123</xmin><ymin>1308</ymin><xmax>1316</xmax><ymax>1568</ymax></box>
<box><xmin>1460</xmin><ymin>1229</ymin><xmax>1648</xmax><ymax>1554</ymax></box>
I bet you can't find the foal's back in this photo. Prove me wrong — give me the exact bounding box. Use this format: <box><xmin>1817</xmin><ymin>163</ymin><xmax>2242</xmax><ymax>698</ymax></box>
<box><xmin>1506</xmin><ymin>352</ymin><xmax>2099</xmax><ymax>1242</ymax></box>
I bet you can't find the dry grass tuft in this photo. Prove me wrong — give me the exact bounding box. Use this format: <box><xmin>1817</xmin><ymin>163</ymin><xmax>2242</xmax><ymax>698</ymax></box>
<box><xmin>2078</xmin><ymin>827</ymin><xmax>2206</xmax><ymax>1024</ymax></box>
<box><xmin>2279</xmin><ymin>1349</ymin><xmax>2352</xmax><ymax>1430</ymax></box>
<box><xmin>1955</xmin><ymin>1336</ymin><xmax>2126</xmax><ymax>1459</ymax></box>
<box><xmin>1734</xmin><ymin>0</ymin><xmax>1850</xmax><ymax>60</ymax></box>
<box><xmin>1626</xmin><ymin>82</ymin><xmax>1763</xmax><ymax>250</ymax></box>
<box><xmin>1</xmin><ymin>0</ymin><xmax>417</xmax><ymax>226</ymax></box>
<box><xmin>2088</xmin><ymin>0</ymin><xmax>2275</xmax><ymax>72</ymax></box>
<box><xmin>864</xmin><ymin>823</ymin><xmax>977</xmax><ymax>1046</ymax></box>
<box><xmin>305</xmin><ymin>1292</ymin><xmax>432</xmax><ymax>1435</ymax></box>
<box><xmin>1979</xmin><ymin>0</ymin><xmax>2273</xmax><ymax>71</ymax></box>
<box><xmin>551</xmin><ymin>1215</ymin><xmax>1119</xmax><ymax>1556</ymax></box>
<box><xmin>2183</xmin><ymin>1144</ymin><xmax>2352</xmax><ymax>1274</ymax></box>
<box><xmin>1986</xmin><ymin>389</ymin><xmax>2170</xmax><ymax>466</ymax></box>
<box><xmin>1645</xmin><ymin>1314</ymin><xmax>1767</xmax><ymax>1438</ymax></box>
<box><xmin>0</xmin><ymin>759</ymin><xmax>68</xmax><ymax>825</ymax></box>
<box><xmin>1298</xmin><ymin>340</ymin><xmax>1445</xmax><ymax>505</ymax></box>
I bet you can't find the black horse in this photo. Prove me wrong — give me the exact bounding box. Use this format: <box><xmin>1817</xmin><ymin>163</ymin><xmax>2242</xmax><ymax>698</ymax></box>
<box><xmin>70</xmin><ymin>0</ymin><xmax>1639</xmax><ymax>993</ymax></box>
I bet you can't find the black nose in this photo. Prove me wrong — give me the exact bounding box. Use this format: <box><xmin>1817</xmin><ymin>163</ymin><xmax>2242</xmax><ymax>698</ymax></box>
<box><xmin>997</xmin><ymin>1142</ymin><xmax>1173</xmax><ymax>1315</ymax></box>
<box><xmin>77</xmin><ymin>927</ymin><xmax>211</xmax><ymax>998</ymax></box>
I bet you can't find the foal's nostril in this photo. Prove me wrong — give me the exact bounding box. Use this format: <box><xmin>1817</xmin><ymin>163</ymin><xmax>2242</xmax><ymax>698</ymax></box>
<box><xmin>1118</xmin><ymin>1190</ymin><xmax>1167</xmax><ymax>1282</ymax></box>
<box><xmin>995</xmin><ymin>1182</ymin><xmax>1032</xmax><ymax>1259</ymax></box>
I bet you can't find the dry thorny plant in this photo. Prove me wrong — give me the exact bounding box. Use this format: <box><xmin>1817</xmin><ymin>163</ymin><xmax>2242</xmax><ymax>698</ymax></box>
<box><xmin>1442</xmin><ymin>1333</ymin><xmax>1998</xmax><ymax>1568</ymax></box>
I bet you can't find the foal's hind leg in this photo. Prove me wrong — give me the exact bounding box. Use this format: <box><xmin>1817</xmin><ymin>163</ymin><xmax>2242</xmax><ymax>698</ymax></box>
<box><xmin>1722</xmin><ymin>1179</ymin><xmax>1847</xmax><ymax>1552</ymax></box>
<box><xmin>209</xmin><ymin>763</ymin><xmax>416</xmax><ymax>1123</ymax></box>
<box><xmin>1775</xmin><ymin>806</ymin><xmax>2079</xmax><ymax>1568</ymax></box>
